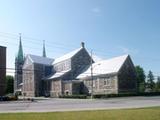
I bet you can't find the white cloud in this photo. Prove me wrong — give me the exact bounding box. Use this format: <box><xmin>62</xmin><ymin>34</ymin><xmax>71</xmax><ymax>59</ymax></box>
<box><xmin>91</xmin><ymin>7</ymin><xmax>101</xmax><ymax>14</ymax></box>
<box><xmin>118</xmin><ymin>46</ymin><xmax>139</xmax><ymax>55</ymax></box>
<box><xmin>120</xmin><ymin>47</ymin><xmax>130</xmax><ymax>53</ymax></box>
<box><xmin>92</xmin><ymin>7</ymin><xmax>101</xmax><ymax>13</ymax></box>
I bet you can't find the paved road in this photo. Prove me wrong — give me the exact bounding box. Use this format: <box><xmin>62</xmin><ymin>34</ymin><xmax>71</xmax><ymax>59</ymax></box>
<box><xmin>0</xmin><ymin>96</ymin><xmax>160</xmax><ymax>113</ymax></box>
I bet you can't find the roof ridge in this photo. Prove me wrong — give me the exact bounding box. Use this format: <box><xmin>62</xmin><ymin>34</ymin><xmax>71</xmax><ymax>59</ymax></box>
<box><xmin>96</xmin><ymin>54</ymin><xmax>129</xmax><ymax>63</ymax></box>
<box><xmin>27</xmin><ymin>54</ymin><xmax>53</xmax><ymax>60</ymax></box>
<box><xmin>53</xmin><ymin>47</ymin><xmax>84</xmax><ymax>64</ymax></box>
<box><xmin>77</xmin><ymin>54</ymin><xmax>130</xmax><ymax>79</ymax></box>
<box><xmin>26</xmin><ymin>54</ymin><xmax>54</xmax><ymax>65</ymax></box>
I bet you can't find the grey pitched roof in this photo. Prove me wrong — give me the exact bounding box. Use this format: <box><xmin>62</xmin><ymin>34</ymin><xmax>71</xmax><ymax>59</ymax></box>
<box><xmin>45</xmin><ymin>70</ymin><xmax>70</xmax><ymax>80</ymax></box>
<box><xmin>77</xmin><ymin>54</ymin><xmax>129</xmax><ymax>79</ymax></box>
<box><xmin>28</xmin><ymin>54</ymin><xmax>54</xmax><ymax>65</ymax></box>
<box><xmin>53</xmin><ymin>47</ymin><xmax>83</xmax><ymax>64</ymax></box>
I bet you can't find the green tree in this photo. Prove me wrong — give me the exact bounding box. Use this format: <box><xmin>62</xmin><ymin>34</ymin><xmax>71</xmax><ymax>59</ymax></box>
<box><xmin>135</xmin><ymin>65</ymin><xmax>146</xmax><ymax>93</ymax></box>
<box><xmin>146</xmin><ymin>71</ymin><xmax>155</xmax><ymax>92</ymax></box>
<box><xmin>155</xmin><ymin>76</ymin><xmax>160</xmax><ymax>92</ymax></box>
<box><xmin>5</xmin><ymin>75</ymin><xmax>14</xmax><ymax>94</ymax></box>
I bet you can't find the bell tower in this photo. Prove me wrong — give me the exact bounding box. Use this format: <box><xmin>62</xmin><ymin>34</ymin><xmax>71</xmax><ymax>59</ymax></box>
<box><xmin>14</xmin><ymin>33</ymin><xmax>24</xmax><ymax>93</ymax></box>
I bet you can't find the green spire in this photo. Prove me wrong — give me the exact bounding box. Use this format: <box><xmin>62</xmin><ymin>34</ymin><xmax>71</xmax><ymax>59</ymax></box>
<box><xmin>17</xmin><ymin>33</ymin><xmax>24</xmax><ymax>63</ymax></box>
<box><xmin>43</xmin><ymin>40</ymin><xmax>46</xmax><ymax>57</ymax></box>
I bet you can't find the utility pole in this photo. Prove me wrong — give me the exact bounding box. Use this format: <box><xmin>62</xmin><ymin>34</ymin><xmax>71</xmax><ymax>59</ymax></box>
<box><xmin>90</xmin><ymin>50</ymin><xmax>94</xmax><ymax>99</ymax></box>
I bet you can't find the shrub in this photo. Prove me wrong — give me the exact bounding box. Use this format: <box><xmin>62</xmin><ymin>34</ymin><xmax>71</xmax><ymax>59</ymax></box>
<box><xmin>138</xmin><ymin>92</ymin><xmax>160</xmax><ymax>96</ymax></box>
<box><xmin>59</xmin><ymin>95</ymin><xmax>87</xmax><ymax>99</ymax></box>
<box><xmin>93</xmin><ymin>92</ymin><xmax>160</xmax><ymax>99</ymax></box>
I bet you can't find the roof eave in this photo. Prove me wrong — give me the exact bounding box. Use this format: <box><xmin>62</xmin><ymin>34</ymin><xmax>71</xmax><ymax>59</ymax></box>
<box><xmin>78</xmin><ymin>72</ymin><xmax>118</xmax><ymax>80</ymax></box>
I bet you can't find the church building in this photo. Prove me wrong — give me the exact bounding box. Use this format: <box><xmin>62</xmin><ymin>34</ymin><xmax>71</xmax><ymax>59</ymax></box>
<box><xmin>15</xmin><ymin>37</ymin><xmax>137</xmax><ymax>97</ymax></box>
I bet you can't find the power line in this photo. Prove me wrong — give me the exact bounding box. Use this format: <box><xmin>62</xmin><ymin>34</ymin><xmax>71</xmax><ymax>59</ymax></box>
<box><xmin>0</xmin><ymin>34</ymin><xmax>117</xmax><ymax>61</ymax></box>
<box><xmin>0</xmin><ymin>32</ymin><xmax>78</xmax><ymax>48</ymax></box>
<box><xmin>1</xmin><ymin>33</ymin><xmax>160</xmax><ymax>62</ymax></box>
<box><xmin>0</xmin><ymin>35</ymin><xmax>76</xmax><ymax>52</ymax></box>
<box><xmin>1</xmin><ymin>31</ymin><xmax>160</xmax><ymax>58</ymax></box>
<box><xmin>0</xmin><ymin>31</ymin><xmax>131</xmax><ymax>57</ymax></box>
<box><xmin>1</xmin><ymin>31</ymin><xmax>160</xmax><ymax>78</ymax></box>
<box><xmin>0</xmin><ymin>36</ymin><xmax>88</xmax><ymax>57</ymax></box>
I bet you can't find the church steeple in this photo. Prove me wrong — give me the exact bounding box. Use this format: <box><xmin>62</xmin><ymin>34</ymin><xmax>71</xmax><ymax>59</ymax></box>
<box><xmin>14</xmin><ymin>33</ymin><xmax>24</xmax><ymax>93</ymax></box>
<box><xmin>16</xmin><ymin>33</ymin><xmax>24</xmax><ymax>63</ymax></box>
<box><xmin>43</xmin><ymin>40</ymin><xmax>46</xmax><ymax>57</ymax></box>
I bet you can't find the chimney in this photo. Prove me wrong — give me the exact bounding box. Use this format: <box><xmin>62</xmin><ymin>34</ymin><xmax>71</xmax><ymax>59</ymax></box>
<box><xmin>81</xmin><ymin>42</ymin><xmax>85</xmax><ymax>48</ymax></box>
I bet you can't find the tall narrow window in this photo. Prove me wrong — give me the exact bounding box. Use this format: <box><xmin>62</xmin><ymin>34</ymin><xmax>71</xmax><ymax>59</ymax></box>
<box><xmin>104</xmin><ymin>78</ymin><xmax>111</xmax><ymax>86</ymax></box>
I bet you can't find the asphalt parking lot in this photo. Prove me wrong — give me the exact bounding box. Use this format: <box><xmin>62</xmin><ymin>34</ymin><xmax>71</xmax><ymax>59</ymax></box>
<box><xmin>0</xmin><ymin>96</ymin><xmax>160</xmax><ymax>113</ymax></box>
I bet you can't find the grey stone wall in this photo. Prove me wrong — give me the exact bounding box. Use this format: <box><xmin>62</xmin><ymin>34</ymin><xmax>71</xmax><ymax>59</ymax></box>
<box><xmin>71</xmin><ymin>48</ymin><xmax>91</xmax><ymax>79</ymax></box>
<box><xmin>83</xmin><ymin>75</ymin><xmax>118</xmax><ymax>95</ymax></box>
<box><xmin>50</xmin><ymin>80</ymin><xmax>62</xmax><ymax>97</ymax></box>
<box><xmin>14</xmin><ymin>61</ymin><xmax>24</xmax><ymax>93</ymax></box>
<box><xmin>43</xmin><ymin>80</ymin><xmax>51</xmax><ymax>96</ymax></box>
<box><xmin>62</xmin><ymin>81</ymin><xmax>72</xmax><ymax>95</ymax></box>
<box><xmin>50</xmin><ymin>80</ymin><xmax>83</xmax><ymax>97</ymax></box>
<box><xmin>62</xmin><ymin>81</ymin><xmax>83</xmax><ymax>95</ymax></box>
<box><xmin>23</xmin><ymin>64</ymin><xmax>35</xmax><ymax>97</ymax></box>
<box><xmin>23</xmin><ymin>62</ymin><xmax>52</xmax><ymax>97</ymax></box>
<box><xmin>72</xmin><ymin>81</ymin><xmax>83</xmax><ymax>94</ymax></box>
<box><xmin>54</xmin><ymin>59</ymin><xmax>71</xmax><ymax>72</ymax></box>
<box><xmin>34</xmin><ymin>63</ymin><xmax>44</xmax><ymax>96</ymax></box>
<box><xmin>118</xmin><ymin>56</ymin><xmax>137</xmax><ymax>93</ymax></box>
<box><xmin>49</xmin><ymin>47</ymin><xmax>92</xmax><ymax>97</ymax></box>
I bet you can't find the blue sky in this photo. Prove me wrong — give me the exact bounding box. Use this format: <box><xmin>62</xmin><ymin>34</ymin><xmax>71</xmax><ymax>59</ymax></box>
<box><xmin>0</xmin><ymin>0</ymin><xmax>160</xmax><ymax>77</ymax></box>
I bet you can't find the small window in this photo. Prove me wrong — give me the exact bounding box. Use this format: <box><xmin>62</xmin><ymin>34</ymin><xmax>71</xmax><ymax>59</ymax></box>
<box><xmin>104</xmin><ymin>80</ymin><xmax>107</xmax><ymax>85</ymax></box>
<box><xmin>104</xmin><ymin>78</ymin><xmax>111</xmax><ymax>86</ymax></box>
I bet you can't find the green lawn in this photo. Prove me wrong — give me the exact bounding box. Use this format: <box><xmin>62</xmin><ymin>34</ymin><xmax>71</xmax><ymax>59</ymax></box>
<box><xmin>0</xmin><ymin>107</ymin><xmax>160</xmax><ymax>120</ymax></box>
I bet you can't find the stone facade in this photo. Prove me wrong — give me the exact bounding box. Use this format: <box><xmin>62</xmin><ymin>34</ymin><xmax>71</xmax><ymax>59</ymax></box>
<box><xmin>54</xmin><ymin>59</ymin><xmax>71</xmax><ymax>73</ymax></box>
<box><xmin>22</xmin><ymin>55</ymin><xmax>53</xmax><ymax>97</ymax></box>
<box><xmin>22</xmin><ymin>64</ymin><xmax>35</xmax><ymax>96</ymax></box>
<box><xmin>19</xmin><ymin>42</ymin><xmax>137</xmax><ymax>97</ymax></box>
<box><xmin>50</xmin><ymin>80</ymin><xmax>83</xmax><ymax>97</ymax></box>
<box><xmin>82</xmin><ymin>74</ymin><xmax>118</xmax><ymax>95</ymax></box>
<box><xmin>118</xmin><ymin>56</ymin><xmax>137</xmax><ymax>93</ymax></box>
<box><xmin>52</xmin><ymin>47</ymin><xmax>91</xmax><ymax>80</ymax></box>
<box><xmin>71</xmin><ymin>48</ymin><xmax>91</xmax><ymax>79</ymax></box>
<box><xmin>0</xmin><ymin>46</ymin><xmax>6</xmax><ymax>96</ymax></box>
<box><xmin>48</xmin><ymin>45</ymin><xmax>92</xmax><ymax>97</ymax></box>
<box><xmin>62</xmin><ymin>80</ymin><xmax>83</xmax><ymax>95</ymax></box>
<box><xmin>80</xmin><ymin>56</ymin><xmax>137</xmax><ymax>95</ymax></box>
<box><xmin>50</xmin><ymin>80</ymin><xmax>62</xmax><ymax>97</ymax></box>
